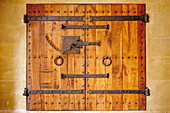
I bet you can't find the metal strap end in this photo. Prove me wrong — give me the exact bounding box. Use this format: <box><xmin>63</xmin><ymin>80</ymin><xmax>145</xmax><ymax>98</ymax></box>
<box><xmin>144</xmin><ymin>87</ymin><xmax>150</xmax><ymax>96</ymax></box>
<box><xmin>24</xmin><ymin>15</ymin><xmax>29</xmax><ymax>23</ymax></box>
<box><xmin>23</xmin><ymin>88</ymin><xmax>29</xmax><ymax>96</ymax></box>
<box><xmin>106</xmin><ymin>24</ymin><xmax>110</xmax><ymax>29</ymax></box>
<box><xmin>144</xmin><ymin>14</ymin><xmax>149</xmax><ymax>23</ymax></box>
<box><xmin>61</xmin><ymin>24</ymin><xmax>65</xmax><ymax>29</ymax></box>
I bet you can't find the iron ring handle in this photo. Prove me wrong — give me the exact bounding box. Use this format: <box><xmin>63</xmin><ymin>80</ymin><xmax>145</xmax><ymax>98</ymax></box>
<box><xmin>54</xmin><ymin>56</ymin><xmax>64</xmax><ymax>66</ymax></box>
<box><xmin>102</xmin><ymin>56</ymin><xmax>112</xmax><ymax>66</ymax></box>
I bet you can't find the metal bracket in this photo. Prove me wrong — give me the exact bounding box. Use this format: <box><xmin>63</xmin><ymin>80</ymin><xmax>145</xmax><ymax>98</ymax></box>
<box><xmin>61</xmin><ymin>24</ymin><xmax>109</xmax><ymax>29</ymax></box>
<box><xmin>23</xmin><ymin>88</ymin><xmax>84</xmax><ymax>96</ymax></box>
<box><xmin>24</xmin><ymin>15</ymin><xmax>84</xmax><ymax>23</ymax></box>
<box><xmin>90</xmin><ymin>14</ymin><xmax>149</xmax><ymax>23</ymax></box>
<box><xmin>89</xmin><ymin>87</ymin><xmax>150</xmax><ymax>96</ymax></box>
<box><xmin>61</xmin><ymin>73</ymin><xmax>109</xmax><ymax>79</ymax></box>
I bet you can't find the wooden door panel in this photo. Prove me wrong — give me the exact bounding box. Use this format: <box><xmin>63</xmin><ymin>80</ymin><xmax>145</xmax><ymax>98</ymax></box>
<box><xmin>25</xmin><ymin>4</ymin><xmax>147</xmax><ymax>111</ymax></box>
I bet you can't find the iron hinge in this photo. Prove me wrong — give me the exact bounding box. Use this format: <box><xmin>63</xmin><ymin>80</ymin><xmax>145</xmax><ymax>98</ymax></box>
<box><xmin>90</xmin><ymin>14</ymin><xmax>149</xmax><ymax>23</ymax></box>
<box><xmin>89</xmin><ymin>87</ymin><xmax>150</xmax><ymax>96</ymax></box>
<box><xmin>24</xmin><ymin>15</ymin><xmax>84</xmax><ymax>23</ymax></box>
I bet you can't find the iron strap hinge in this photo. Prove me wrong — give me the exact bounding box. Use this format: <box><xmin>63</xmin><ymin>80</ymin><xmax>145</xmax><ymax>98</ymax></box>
<box><xmin>89</xmin><ymin>87</ymin><xmax>150</xmax><ymax>96</ymax></box>
<box><xmin>61</xmin><ymin>73</ymin><xmax>109</xmax><ymax>79</ymax></box>
<box><xmin>23</xmin><ymin>88</ymin><xmax>84</xmax><ymax>96</ymax></box>
<box><xmin>90</xmin><ymin>14</ymin><xmax>149</xmax><ymax>23</ymax></box>
<box><xmin>24</xmin><ymin>15</ymin><xmax>84</xmax><ymax>23</ymax></box>
<box><xmin>61</xmin><ymin>24</ymin><xmax>109</xmax><ymax>29</ymax></box>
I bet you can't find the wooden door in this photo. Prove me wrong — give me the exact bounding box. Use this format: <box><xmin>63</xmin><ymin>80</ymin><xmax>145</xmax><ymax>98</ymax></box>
<box><xmin>24</xmin><ymin>4</ymin><xmax>149</xmax><ymax>111</ymax></box>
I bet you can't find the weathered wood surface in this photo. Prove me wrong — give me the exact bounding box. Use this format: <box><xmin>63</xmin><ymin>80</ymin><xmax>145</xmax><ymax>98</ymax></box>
<box><xmin>26</xmin><ymin>4</ymin><xmax>146</xmax><ymax>111</ymax></box>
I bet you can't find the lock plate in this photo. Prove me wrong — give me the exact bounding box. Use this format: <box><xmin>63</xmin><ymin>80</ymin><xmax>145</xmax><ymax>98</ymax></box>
<box><xmin>62</xmin><ymin>36</ymin><xmax>101</xmax><ymax>54</ymax></box>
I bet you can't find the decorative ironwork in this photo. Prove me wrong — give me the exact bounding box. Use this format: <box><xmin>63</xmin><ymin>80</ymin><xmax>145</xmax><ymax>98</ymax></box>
<box><xmin>23</xmin><ymin>88</ymin><xmax>84</xmax><ymax>96</ymax></box>
<box><xmin>24</xmin><ymin>15</ymin><xmax>84</xmax><ymax>23</ymax></box>
<box><xmin>90</xmin><ymin>14</ymin><xmax>149</xmax><ymax>23</ymax></box>
<box><xmin>61</xmin><ymin>24</ymin><xmax>109</xmax><ymax>29</ymax></box>
<box><xmin>89</xmin><ymin>87</ymin><xmax>150</xmax><ymax>96</ymax></box>
<box><xmin>61</xmin><ymin>73</ymin><xmax>109</xmax><ymax>79</ymax></box>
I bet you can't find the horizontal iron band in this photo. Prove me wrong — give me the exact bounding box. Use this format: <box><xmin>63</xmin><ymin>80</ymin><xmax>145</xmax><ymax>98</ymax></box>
<box><xmin>61</xmin><ymin>24</ymin><xmax>109</xmax><ymax>29</ymax></box>
<box><xmin>28</xmin><ymin>89</ymin><xmax>83</xmax><ymax>95</ymax></box>
<box><xmin>24</xmin><ymin>15</ymin><xmax>84</xmax><ymax>23</ymax></box>
<box><xmin>90</xmin><ymin>14</ymin><xmax>149</xmax><ymax>23</ymax></box>
<box><xmin>89</xmin><ymin>87</ymin><xmax>150</xmax><ymax>96</ymax></box>
<box><xmin>61</xmin><ymin>73</ymin><xmax>109</xmax><ymax>79</ymax></box>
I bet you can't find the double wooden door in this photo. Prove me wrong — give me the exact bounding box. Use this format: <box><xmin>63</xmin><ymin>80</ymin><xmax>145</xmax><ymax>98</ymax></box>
<box><xmin>24</xmin><ymin>4</ymin><xmax>148</xmax><ymax>111</ymax></box>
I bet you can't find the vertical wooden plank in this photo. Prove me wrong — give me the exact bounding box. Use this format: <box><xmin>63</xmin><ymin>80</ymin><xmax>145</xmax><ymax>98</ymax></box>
<box><xmin>52</xmin><ymin>4</ymin><xmax>61</xmax><ymax>111</ymax></box>
<box><xmin>95</xmin><ymin>4</ymin><xmax>107</xmax><ymax>111</ymax></box>
<box><xmin>42</xmin><ymin>4</ymin><xmax>54</xmax><ymax>111</ymax></box>
<box><xmin>59</xmin><ymin>5</ymin><xmax>69</xmax><ymax>111</ymax></box>
<box><xmin>26</xmin><ymin>4</ymin><xmax>34</xmax><ymax>110</ymax></box>
<box><xmin>123</xmin><ymin>4</ymin><xmax>139</xmax><ymax>110</ymax></box>
<box><xmin>74</xmin><ymin>4</ymin><xmax>85</xmax><ymax>111</ymax></box>
<box><xmin>101</xmin><ymin>4</ymin><xmax>113</xmax><ymax>111</ymax></box>
<box><xmin>66</xmin><ymin>4</ymin><xmax>75</xmax><ymax>111</ymax></box>
<box><xmin>85</xmin><ymin>4</ymin><xmax>97</xmax><ymax>111</ymax></box>
<box><xmin>137</xmin><ymin>4</ymin><xmax>146</xmax><ymax>110</ymax></box>
<box><xmin>108</xmin><ymin>4</ymin><xmax>123</xmax><ymax>110</ymax></box>
<box><xmin>29</xmin><ymin>4</ymin><xmax>42</xmax><ymax>111</ymax></box>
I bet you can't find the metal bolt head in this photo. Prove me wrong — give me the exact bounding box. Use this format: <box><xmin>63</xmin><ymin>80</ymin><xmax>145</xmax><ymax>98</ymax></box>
<box><xmin>71</xmin><ymin>102</ymin><xmax>73</xmax><ymax>104</ymax></box>
<box><xmin>135</xmin><ymin>102</ymin><xmax>137</xmax><ymax>104</ymax></box>
<box><xmin>109</xmin><ymin>102</ymin><xmax>111</xmax><ymax>104</ymax></box>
